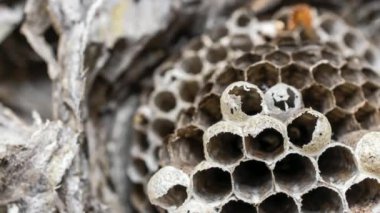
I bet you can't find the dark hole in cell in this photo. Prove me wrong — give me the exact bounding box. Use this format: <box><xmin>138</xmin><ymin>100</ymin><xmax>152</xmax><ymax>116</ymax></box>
<box><xmin>287</xmin><ymin>112</ymin><xmax>318</xmax><ymax>147</ymax></box>
<box><xmin>259</xmin><ymin>192</ymin><xmax>298</xmax><ymax>213</ymax></box>
<box><xmin>318</xmin><ymin>146</ymin><xmax>357</xmax><ymax>184</ymax></box>
<box><xmin>154</xmin><ymin>91</ymin><xmax>176</xmax><ymax>112</ymax></box>
<box><xmin>346</xmin><ymin>178</ymin><xmax>380</xmax><ymax>208</ymax></box>
<box><xmin>221</xmin><ymin>200</ymin><xmax>257</xmax><ymax>213</ymax></box>
<box><xmin>156</xmin><ymin>185</ymin><xmax>188</xmax><ymax>208</ymax></box>
<box><xmin>301</xmin><ymin>187</ymin><xmax>343</xmax><ymax>212</ymax></box>
<box><xmin>228</xmin><ymin>85</ymin><xmax>263</xmax><ymax>116</ymax></box>
<box><xmin>152</xmin><ymin>118</ymin><xmax>175</xmax><ymax>138</ymax></box>
<box><xmin>245</xmin><ymin>128</ymin><xmax>284</xmax><ymax>160</ymax></box>
<box><xmin>233</xmin><ymin>160</ymin><xmax>272</xmax><ymax>197</ymax></box>
<box><xmin>207</xmin><ymin>132</ymin><xmax>243</xmax><ymax>165</ymax></box>
<box><xmin>193</xmin><ymin>167</ymin><xmax>232</xmax><ymax>202</ymax></box>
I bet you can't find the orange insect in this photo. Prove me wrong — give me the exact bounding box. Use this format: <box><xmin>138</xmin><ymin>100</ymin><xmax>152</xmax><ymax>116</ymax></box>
<box><xmin>287</xmin><ymin>4</ymin><xmax>318</xmax><ymax>40</ymax></box>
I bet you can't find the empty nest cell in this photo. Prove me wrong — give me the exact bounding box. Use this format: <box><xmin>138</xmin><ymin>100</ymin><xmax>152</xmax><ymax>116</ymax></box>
<box><xmin>333</xmin><ymin>83</ymin><xmax>365</xmax><ymax>112</ymax></box>
<box><xmin>151</xmin><ymin>118</ymin><xmax>175</xmax><ymax>138</ymax></box>
<box><xmin>169</xmin><ymin>126</ymin><xmax>205</xmax><ymax>169</ymax></box>
<box><xmin>343</xmin><ymin>31</ymin><xmax>364</xmax><ymax>51</ymax></box>
<box><xmin>301</xmin><ymin>187</ymin><xmax>344</xmax><ymax>212</ymax></box>
<box><xmin>215</xmin><ymin>66</ymin><xmax>244</xmax><ymax>88</ymax></box>
<box><xmin>206</xmin><ymin>44</ymin><xmax>228</xmax><ymax>64</ymax></box>
<box><xmin>265</xmin><ymin>50</ymin><xmax>291</xmax><ymax>66</ymax></box>
<box><xmin>179</xmin><ymin>80</ymin><xmax>199</xmax><ymax>103</ymax></box>
<box><xmin>207</xmin><ymin>132</ymin><xmax>244</xmax><ymax>165</ymax></box>
<box><xmin>232</xmin><ymin>160</ymin><xmax>273</xmax><ymax>201</ymax></box>
<box><xmin>362</xmin><ymin>82</ymin><xmax>380</xmax><ymax>107</ymax></box>
<box><xmin>156</xmin><ymin>185</ymin><xmax>188</xmax><ymax>208</ymax></box>
<box><xmin>220</xmin><ymin>200</ymin><xmax>257</xmax><ymax>213</ymax></box>
<box><xmin>273</xmin><ymin>153</ymin><xmax>316</xmax><ymax>194</ymax></box>
<box><xmin>246</xmin><ymin>62</ymin><xmax>279</xmax><ymax>90</ymax></box>
<box><xmin>196</xmin><ymin>94</ymin><xmax>222</xmax><ymax>127</ymax></box>
<box><xmin>287</xmin><ymin>112</ymin><xmax>318</xmax><ymax>148</ymax></box>
<box><xmin>234</xmin><ymin>53</ymin><xmax>261</xmax><ymax>70</ymax></box>
<box><xmin>245</xmin><ymin>128</ymin><xmax>285</xmax><ymax>160</ymax></box>
<box><xmin>154</xmin><ymin>91</ymin><xmax>176</xmax><ymax>112</ymax></box>
<box><xmin>227</xmin><ymin>84</ymin><xmax>263</xmax><ymax>116</ymax></box>
<box><xmin>235</xmin><ymin>12</ymin><xmax>251</xmax><ymax>27</ymax></box>
<box><xmin>326</xmin><ymin>108</ymin><xmax>360</xmax><ymax>138</ymax></box>
<box><xmin>292</xmin><ymin>47</ymin><xmax>322</xmax><ymax>66</ymax></box>
<box><xmin>312</xmin><ymin>63</ymin><xmax>343</xmax><ymax>88</ymax></box>
<box><xmin>354</xmin><ymin>103</ymin><xmax>380</xmax><ymax>129</ymax></box>
<box><xmin>281</xmin><ymin>63</ymin><xmax>312</xmax><ymax>89</ymax></box>
<box><xmin>345</xmin><ymin>178</ymin><xmax>380</xmax><ymax>209</ymax></box>
<box><xmin>192</xmin><ymin>167</ymin><xmax>232</xmax><ymax>202</ymax></box>
<box><xmin>302</xmin><ymin>84</ymin><xmax>335</xmax><ymax>113</ymax></box>
<box><xmin>254</xmin><ymin>44</ymin><xmax>276</xmax><ymax>55</ymax></box>
<box><xmin>132</xmin><ymin>158</ymin><xmax>149</xmax><ymax>178</ymax></box>
<box><xmin>229</xmin><ymin>34</ymin><xmax>253</xmax><ymax>51</ymax></box>
<box><xmin>258</xmin><ymin>193</ymin><xmax>298</xmax><ymax>213</ymax></box>
<box><xmin>341</xmin><ymin>63</ymin><xmax>366</xmax><ymax>85</ymax></box>
<box><xmin>318</xmin><ymin>145</ymin><xmax>357</xmax><ymax>184</ymax></box>
<box><xmin>208</xmin><ymin>26</ymin><xmax>229</xmax><ymax>42</ymax></box>
<box><xmin>181</xmin><ymin>55</ymin><xmax>203</xmax><ymax>74</ymax></box>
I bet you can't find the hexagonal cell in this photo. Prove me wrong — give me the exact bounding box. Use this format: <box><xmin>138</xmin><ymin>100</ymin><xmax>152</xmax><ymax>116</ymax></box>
<box><xmin>362</xmin><ymin>82</ymin><xmax>380</xmax><ymax>107</ymax></box>
<box><xmin>312</xmin><ymin>63</ymin><xmax>343</xmax><ymax>88</ymax></box>
<box><xmin>206</xmin><ymin>44</ymin><xmax>228</xmax><ymax>64</ymax></box>
<box><xmin>273</xmin><ymin>153</ymin><xmax>316</xmax><ymax>194</ymax></box>
<box><xmin>301</xmin><ymin>187</ymin><xmax>344</xmax><ymax>212</ymax></box>
<box><xmin>341</xmin><ymin>63</ymin><xmax>366</xmax><ymax>85</ymax></box>
<box><xmin>234</xmin><ymin>53</ymin><xmax>261</xmax><ymax>70</ymax></box>
<box><xmin>287</xmin><ymin>112</ymin><xmax>318</xmax><ymax>148</ymax></box>
<box><xmin>169</xmin><ymin>126</ymin><xmax>205</xmax><ymax>169</ymax></box>
<box><xmin>229</xmin><ymin>34</ymin><xmax>253</xmax><ymax>51</ymax></box>
<box><xmin>151</xmin><ymin>118</ymin><xmax>175</xmax><ymax>138</ymax></box>
<box><xmin>320</xmin><ymin>18</ymin><xmax>340</xmax><ymax>35</ymax></box>
<box><xmin>220</xmin><ymin>200</ymin><xmax>257</xmax><ymax>213</ymax></box>
<box><xmin>325</xmin><ymin>108</ymin><xmax>360</xmax><ymax>138</ymax></box>
<box><xmin>333</xmin><ymin>83</ymin><xmax>365</xmax><ymax>112</ymax></box>
<box><xmin>254</xmin><ymin>44</ymin><xmax>276</xmax><ymax>55</ymax></box>
<box><xmin>148</xmin><ymin>166</ymin><xmax>189</xmax><ymax>209</ymax></box>
<box><xmin>265</xmin><ymin>50</ymin><xmax>290</xmax><ymax>66</ymax></box>
<box><xmin>227</xmin><ymin>84</ymin><xmax>263</xmax><ymax>116</ymax></box>
<box><xmin>207</xmin><ymin>132</ymin><xmax>244</xmax><ymax>165</ymax></box>
<box><xmin>302</xmin><ymin>84</ymin><xmax>335</xmax><ymax>113</ymax></box>
<box><xmin>196</xmin><ymin>93</ymin><xmax>222</xmax><ymax>127</ymax></box>
<box><xmin>245</xmin><ymin>128</ymin><xmax>285</xmax><ymax>161</ymax></box>
<box><xmin>278</xmin><ymin>42</ymin><xmax>298</xmax><ymax>53</ymax></box>
<box><xmin>354</xmin><ymin>103</ymin><xmax>380</xmax><ymax>129</ymax></box>
<box><xmin>258</xmin><ymin>193</ymin><xmax>298</xmax><ymax>213</ymax></box>
<box><xmin>235</xmin><ymin>12</ymin><xmax>251</xmax><ymax>27</ymax></box>
<box><xmin>132</xmin><ymin>158</ymin><xmax>149</xmax><ymax>177</ymax></box>
<box><xmin>346</xmin><ymin>178</ymin><xmax>380</xmax><ymax>210</ymax></box>
<box><xmin>233</xmin><ymin>160</ymin><xmax>272</xmax><ymax>201</ymax></box>
<box><xmin>179</xmin><ymin>80</ymin><xmax>199</xmax><ymax>103</ymax></box>
<box><xmin>318</xmin><ymin>145</ymin><xmax>357</xmax><ymax>184</ymax></box>
<box><xmin>321</xmin><ymin>49</ymin><xmax>342</xmax><ymax>67</ymax></box>
<box><xmin>154</xmin><ymin>91</ymin><xmax>176</xmax><ymax>112</ymax></box>
<box><xmin>343</xmin><ymin>31</ymin><xmax>364</xmax><ymax>50</ymax></box>
<box><xmin>364</xmin><ymin>48</ymin><xmax>376</xmax><ymax>65</ymax></box>
<box><xmin>192</xmin><ymin>167</ymin><xmax>232</xmax><ymax>202</ymax></box>
<box><xmin>134</xmin><ymin>130</ymin><xmax>149</xmax><ymax>152</ymax></box>
<box><xmin>156</xmin><ymin>185</ymin><xmax>188</xmax><ymax>208</ymax></box>
<box><xmin>208</xmin><ymin>25</ymin><xmax>229</xmax><ymax>42</ymax></box>
<box><xmin>215</xmin><ymin>66</ymin><xmax>244</xmax><ymax>88</ymax></box>
<box><xmin>281</xmin><ymin>63</ymin><xmax>312</xmax><ymax>89</ymax></box>
<box><xmin>185</xmin><ymin>37</ymin><xmax>204</xmax><ymax>51</ymax></box>
<box><xmin>131</xmin><ymin>184</ymin><xmax>148</xmax><ymax>211</ymax></box>
<box><xmin>362</xmin><ymin>67</ymin><xmax>380</xmax><ymax>84</ymax></box>
<box><xmin>292</xmin><ymin>47</ymin><xmax>322</xmax><ymax>66</ymax></box>
<box><xmin>181</xmin><ymin>55</ymin><xmax>203</xmax><ymax>74</ymax></box>
<box><xmin>247</xmin><ymin>62</ymin><xmax>279</xmax><ymax>90</ymax></box>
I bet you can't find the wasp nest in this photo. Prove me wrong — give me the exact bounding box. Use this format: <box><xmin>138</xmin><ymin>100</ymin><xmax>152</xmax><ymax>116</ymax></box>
<box><xmin>128</xmin><ymin>7</ymin><xmax>380</xmax><ymax>212</ymax></box>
